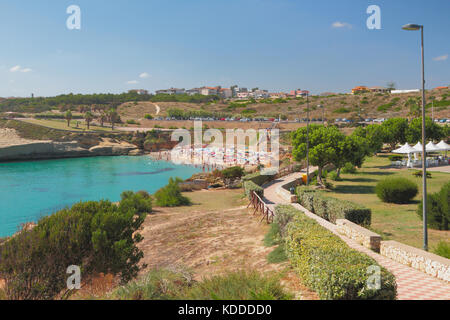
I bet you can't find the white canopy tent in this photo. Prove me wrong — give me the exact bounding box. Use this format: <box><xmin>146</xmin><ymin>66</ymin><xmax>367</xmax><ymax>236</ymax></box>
<box><xmin>392</xmin><ymin>143</ymin><xmax>420</xmax><ymax>167</ymax></box>
<box><xmin>436</xmin><ymin>140</ymin><xmax>450</xmax><ymax>151</ymax></box>
<box><xmin>425</xmin><ymin>142</ymin><xmax>441</xmax><ymax>152</ymax></box>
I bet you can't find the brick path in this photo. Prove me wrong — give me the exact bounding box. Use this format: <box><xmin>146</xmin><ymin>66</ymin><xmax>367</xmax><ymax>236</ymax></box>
<box><xmin>262</xmin><ymin>171</ymin><xmax>450</xmax><ymax>300</ymax></box>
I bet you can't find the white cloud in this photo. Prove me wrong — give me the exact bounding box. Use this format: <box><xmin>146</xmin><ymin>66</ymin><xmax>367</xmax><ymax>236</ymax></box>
<box><xmin>10</xmin><ymin>65</ymin><xmax>21</xmax><ymax>72</ymax></box>
<box><xmin>126</xmin><ymin>80</ymin><xmax>139</xmax><ymax>84</ymax></box>
<box><xmin>139</xmin><ymin>72</ymin><xmax>150</xmax><ymax>79</ymax></box>
<box><xmin>433</xmin><ymin>54</ymin><xmax>448</xmax><ymax>61</ymax></box>
<box><xmin>332</xmin><ymin>21</ymin><xmax>352</xmax><ymax>29</ymax></box>
<box><xmin>10</xmin><ymin>65</ymin><xmax>33</xmax><ymax>73</ymax></box>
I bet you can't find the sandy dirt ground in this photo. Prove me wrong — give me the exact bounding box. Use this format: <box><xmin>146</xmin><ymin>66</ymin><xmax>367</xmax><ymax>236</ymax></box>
<box><xmin>0</xmin><ymin>128</ymin><xmax>41</xmax><ymax>147</ymax></box>
<box><xmin>137</xmin><ymin>189</ymin><xmax>317</xmax><ymax>300</ymax></box>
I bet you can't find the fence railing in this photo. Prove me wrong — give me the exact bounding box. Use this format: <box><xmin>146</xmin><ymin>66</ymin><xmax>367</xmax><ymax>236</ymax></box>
<box><xmin>247</xmin><ymin>191</ymin><xmax>274</xmax><ymax>224</ymax></box>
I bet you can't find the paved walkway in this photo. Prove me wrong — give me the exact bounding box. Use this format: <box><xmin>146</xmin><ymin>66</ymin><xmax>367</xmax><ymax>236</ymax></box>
<box><xmin>262</xmin><ymin>172</ymin><xmax>450</xmax><ymax>300</ymax></box>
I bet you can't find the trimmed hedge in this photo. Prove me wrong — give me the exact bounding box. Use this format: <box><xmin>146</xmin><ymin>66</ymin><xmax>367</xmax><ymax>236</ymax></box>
<box><xmin>278</xmin><ymin>205</ymin><xmax>397</xmax><ymax>300</ymax></box>
<box><xmin>297</xmin><ymin>187</ymin><xmax>371</xmax><ymax>227</ymax></box>
<box><xmin>242</xmin><ymin>172</ymin><xmax>275</xmax><ymax>186</ymax></box>
<box><xmin>244</xmin><ymin>181</ymin><xmax>264</xmax><ymax>200</ymax></box>
<box><xmin>376</xmin><ymin>177</ymin><xmax>418</xmax><ymax>204</ymax></box>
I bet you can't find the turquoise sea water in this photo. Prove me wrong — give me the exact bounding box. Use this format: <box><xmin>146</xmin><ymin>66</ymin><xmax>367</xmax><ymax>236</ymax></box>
<box><xmin>0</xmin><ymin>156</ymin><xmax>202</xmax><ymax>237</ymax></box>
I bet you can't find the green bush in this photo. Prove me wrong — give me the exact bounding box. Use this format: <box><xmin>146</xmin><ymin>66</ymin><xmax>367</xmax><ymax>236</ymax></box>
<box><xmin>296</xmin><ymin>187</ymin><xmax>371</xmax><ymax>226</ymax></box>
<box><xmin>433</xmin><ymin>241</ymin><xmax>450</xmax><ymax>259</ymax></box>
<box><xmin>388</xmin><ymin>155</ymin><xmax>403</xmax><ymax>162</ymax></box>
<box><xmin>263</xmin><ymin>223</ymin><xmax>281</xmax><ymax>247</ymax></box>
<box><xmin>417</xmin><ymin>182</ymin><xmax>449</xmax><ymax>230</ymax></box>
<box><xmin>244</xmin><ymin>181</ymin><xmax>264</xmax><ymax>200</ymax></box>
<box><xmin>154</xmin><ymin>177</ymin><xmax>191</xmax><ymax>207</ymax></box>
<box><xmin>376</xmin><ymin>178</ymin><xmax>418</xmax><ymax>204</ymax></box>
<box><xmin>144</xmin><ymin>114</ymin><xmax>153</xmax><ymax>120</ymax></box>
<box><xmin>0</xmin><ymin>193</ymin><xmax>148</xmax><ymax>300</ymax></box>
<box><xmin>412</xmin><ymin>170</ymin><xmax>432</xmax><ymax>178</ymax></box>
<box><xmin>221</xmin><ymin>166</ymin><xmax>244</xmax><ymax>180</ymax></box>
<box><xmin>242</xmin><ymin>172</ymin><xmax>275</xmax><ymax>186</ymax></box>
<box><xmin>279</xmin><ymin>205</ymin><xmax>397</xmax><ymax>300</ymax></box>
<box><xmin>120</xmin><ymin>190</ymin><xmax>152</xmax><ymax>214</ymax></box>
<box><xmin>328</xmin><ymin>171</ymin><xmax>341</xmax><ymax>181</ymax></box>
<box><xmin>342</xmin><ymin>162</ymin><xmax>357</xmax><ymax>174</ymax></box>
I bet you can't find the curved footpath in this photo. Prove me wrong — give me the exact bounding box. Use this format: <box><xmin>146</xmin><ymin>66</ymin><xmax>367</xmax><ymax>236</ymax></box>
<box><xmin>262</xmin><ymin>171</ymin><xmax>450</xmax><ymax>300</ymax></box>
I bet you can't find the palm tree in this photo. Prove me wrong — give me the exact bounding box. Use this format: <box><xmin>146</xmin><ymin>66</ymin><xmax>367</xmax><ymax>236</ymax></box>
<box><xmin>84</xmin><ymin>111</ymin><xmax>94</xmax><ymax>130</ymax></box>
<box><xmin>98</xmin><ymin>111</ymin><xmax>107</xmax><ymax>127</ymax></box>
<box><xmin>65</xmin><ymin>111</ymin><xmax>73</xmax><ymax>127</ymax></box>
<box><xmin>108</xmin><ymin>109</ymin><xmax>119</xmax><ymax>130</ymax></box>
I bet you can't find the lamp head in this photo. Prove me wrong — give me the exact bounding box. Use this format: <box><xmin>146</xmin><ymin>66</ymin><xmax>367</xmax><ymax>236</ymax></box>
<box><xmin>402</xmin><ymin>23</ymin><xmax>422</xmax><ymax>31</ymax></box>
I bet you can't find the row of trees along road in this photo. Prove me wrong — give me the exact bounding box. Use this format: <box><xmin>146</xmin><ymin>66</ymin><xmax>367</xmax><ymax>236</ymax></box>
<box><xmin>64</xmin><ymin>109</ymin><xmax>120</xmax><ymax>130</ymax></box>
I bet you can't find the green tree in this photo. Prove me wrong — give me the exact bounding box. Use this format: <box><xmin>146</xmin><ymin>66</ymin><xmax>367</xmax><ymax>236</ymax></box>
<box><xmin>406</xmin><ymin>117</ymin><xmax>444</xmax><ymax>144</ymax></box>
<box><xmin>352</xmin><ymin>124</ymin><xmax>384</xmax><ymax>155</ymax></box>
<box><xmin>381</xmin><ymin>118</ymin><xmax>409</xmax><ymax>150</ymax></box>
<box><xmin>65</xmin><ymin>110</ymin><xmax>73</xmax><ymax>127</ymax></box>
<box><xmin>333</xmin><ymin>135</ymin><xmax>368</xmax><ymax>178</ymax></box>
<box><xmin>291</xmin><ymin>125</ymin><xmax>345</xmax><ymax>186</ymax></box>
<box><xmin>84</xmin><ymin>111</ymin><xmax>94</xmax><ymax>130</ymax></box>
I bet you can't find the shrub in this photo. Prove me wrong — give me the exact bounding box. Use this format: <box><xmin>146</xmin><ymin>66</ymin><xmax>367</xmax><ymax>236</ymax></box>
<box><xmin>280</xmin><ymin>205</ymin><xmax>397</xmax><ymax>300</ymax></box>
<box><xmin>296</xmin><ymin>187</ymin><xmax>371</xmax><ymax>226</ymax></box>
<box><xmin>244</xmin><ymin>181</ymin><xmax>263</xmax><ymax>200</ymax></box>
<box><xmin>342</xmin><ymin>162</ymin><xmax>357</xmax><ymax>174</ymax></box>
<box><xmin>144</xmin><ymin>114</ymin><xmax>153</xmax><ymax>120</ymax></box>
<box><xmin>221</xmin><ymin>166</ymin><xmax>244</xmax><ymax>180</ymax></box>
<box><xmin>154</xmin><ymin>178</ymin><xmax>191</xmax><ymax>207</ymax></box>
<box><xmin>0</xmin><ymin>194</ymin><xmax>147</xmax><ymax>300</ymax></box>
<box><xmin>417</xmin><ymin>182</ymin><xmax>449</xmax><ymax>230</ymax></box>
<box><xmin>412</xmin><ymin>170</ymin><xmax>432</xmax><ymax>178</ymax></box>
<box><xmin>376</xmin><ymin>177</ymin><xmax>418</xmax><ymax>204</ymax></box>
<box><xmin>328</xmin><ymin>171</ymin><xmax>341</xmax><ymax>181</ymax></box>
<box><xmin>434</xmin><ymin>241</ymin><xmax>450</xmax><ymax>259</ymax></box>
<box><xmin>126</xmin><ymin>119</ymin><xmax>140</xmax><ymax>125</ymax></box>
<box><xmin>388</xmin><ymin>155</ymin><xmax>403</xmax><ymax>162</ymax></box>
<box><xmin>242</xmin><ymin>172</ymin><xmax>275</xmax><ymax>186</ymax></box>
<box><xmin>120</xmin><ymin>190</ymin><xmax>152</xmax><ymax>214</ymax></box>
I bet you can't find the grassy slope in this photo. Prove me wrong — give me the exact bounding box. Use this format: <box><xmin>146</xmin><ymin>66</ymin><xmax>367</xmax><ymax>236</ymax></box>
<box><xmin>325</xmin><ymin>155</ymin><xmax>449</xmax><ymax>250</ymax></box>
<box><xmin>0</xmin><ymin>119</ymin><xmax>67</xmax><ymax>141</ymax></box>
<box><xmin>117</xmin><ymin>88</ymin><xmax>450</xmax><ymax>121</ymax></box>
<box><xmin>22</xmin><ymin>119</ymin><xmax>115</xmax><ymax>132</ymax></box>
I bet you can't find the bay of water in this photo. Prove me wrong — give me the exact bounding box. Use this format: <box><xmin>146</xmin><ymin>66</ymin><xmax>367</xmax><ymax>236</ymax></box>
<box><xmin>0</xmin><ymin>156</ymin><xmax>202</xmax><ymax>237</ymax></box>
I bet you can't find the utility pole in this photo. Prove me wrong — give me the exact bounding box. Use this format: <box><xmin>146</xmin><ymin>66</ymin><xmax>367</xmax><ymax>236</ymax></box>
<box><xmin>306</xmin><ymin>93</ymin><xmax>310</xmax><ymax>186</ymax></box>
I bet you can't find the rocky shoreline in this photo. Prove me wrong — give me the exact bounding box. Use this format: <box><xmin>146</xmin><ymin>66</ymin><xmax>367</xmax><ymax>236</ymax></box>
<box><xmin>0</xmin><ymin>128</ymin><xmax>142</xmax><ymax>162</ymax></box>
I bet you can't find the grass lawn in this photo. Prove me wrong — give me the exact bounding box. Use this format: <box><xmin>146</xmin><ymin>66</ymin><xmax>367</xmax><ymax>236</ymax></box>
<box><xmin>22</xmin><ymin>119</ymin><xmax>116</xmax><ymax>132</ymax></box>
<box><xmin>325</xmin><ymin>155</ymin><xmax>449</xmax><ymax>251</ymax></box>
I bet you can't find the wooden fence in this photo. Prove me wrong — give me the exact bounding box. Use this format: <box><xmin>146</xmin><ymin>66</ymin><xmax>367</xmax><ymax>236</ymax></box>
<box><xmin>247</xmin><ymin>191</ymin><xmax>275</xmax><ymax>224</ymax></box>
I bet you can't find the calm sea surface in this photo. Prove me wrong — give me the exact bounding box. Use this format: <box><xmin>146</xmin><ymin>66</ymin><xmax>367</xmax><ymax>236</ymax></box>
<box><xmin>0</xmin><ymin>156</ymin><xmax>202</xmax><ymax>237</ymax></box>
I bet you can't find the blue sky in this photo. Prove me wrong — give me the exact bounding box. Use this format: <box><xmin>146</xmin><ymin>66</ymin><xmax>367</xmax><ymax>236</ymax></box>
<box><xmin>0</xmin><ymin>0</ymin><xmax>449</xmax><ymax>97</ymax></box>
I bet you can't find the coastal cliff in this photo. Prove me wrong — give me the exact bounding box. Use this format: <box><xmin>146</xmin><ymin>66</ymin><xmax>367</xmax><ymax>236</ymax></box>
<box><xmin>0</xmin><ymin>128</ymin><xmax>139</xmax><ymax>161</ymax></box>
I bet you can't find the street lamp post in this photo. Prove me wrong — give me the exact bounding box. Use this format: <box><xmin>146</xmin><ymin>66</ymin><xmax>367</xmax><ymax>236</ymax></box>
<box><xmin>306</xmin><ymin>93</ymin><xmax>310</xmax><ymax>186</ymax></box>
<box><xmin>402</xmin><ymin>23</ymin><xmax>428</xmax><ymax>251</ymax></box>
<box><xmin>318</xmin><ymin>104</ymin><xmax>324</xmax><ymax>125</ymax></box>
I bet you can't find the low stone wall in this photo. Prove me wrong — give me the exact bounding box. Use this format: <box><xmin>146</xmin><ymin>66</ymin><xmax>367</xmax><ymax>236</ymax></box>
<box><xmin>381</xmin><ymin>240</ymin><xmax>450</xmax><ymax>282</ymax></box>
<box><xmin>276</xmin><ymin>184</ymin><xmax>298</xmax><ymax>203</ymax></box>
<box><xmin>336</xmin><ymin>219</ymin><xmax>381</xmax><ymax>252</ymax></box>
